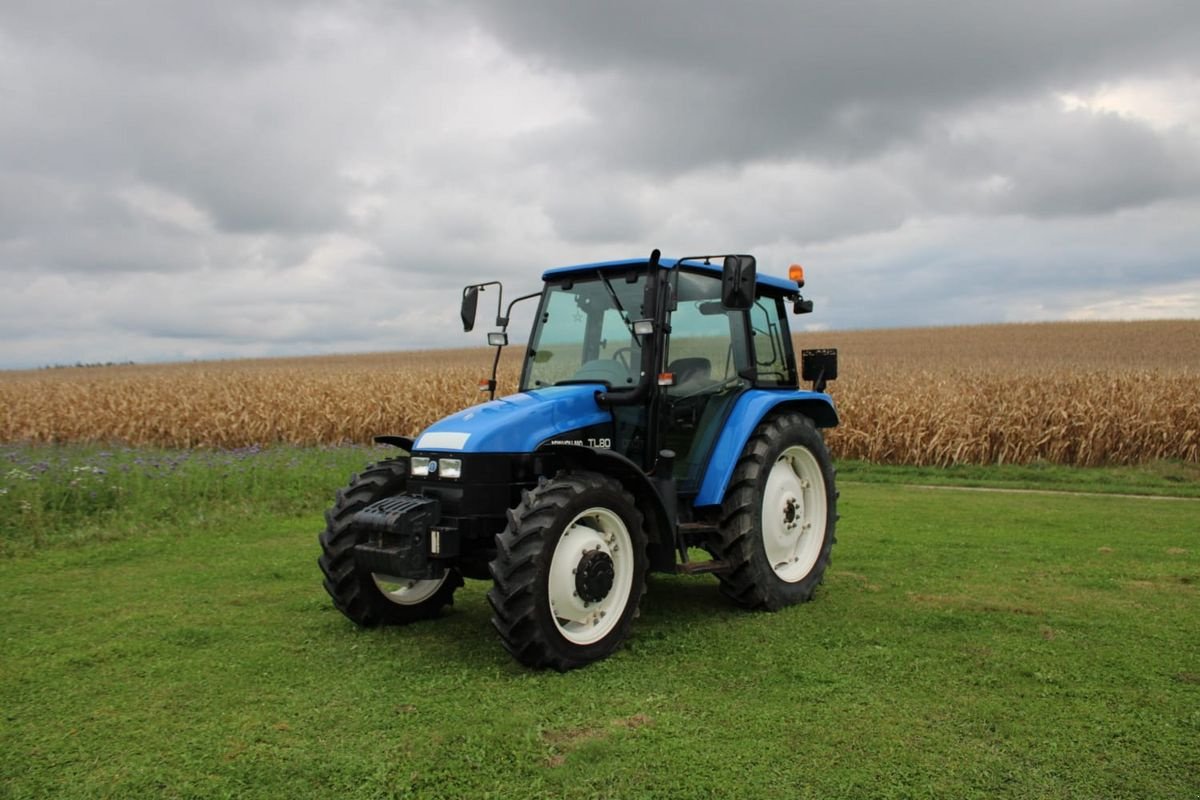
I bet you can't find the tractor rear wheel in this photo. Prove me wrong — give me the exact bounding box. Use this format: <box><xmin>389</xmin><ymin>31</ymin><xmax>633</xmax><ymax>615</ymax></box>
<box><xmin>318</xmin><ymin>458</ymin><xmax>462</xmax><ymax>626</ymax></box>
<box><xmin>714</xmin><ymin>412</ymin><xmax>838</xmax><ymax>610</ymax></box>
<box><xmin>488</xmin><ymin>471</ymin><xmax>648</xmax><ymax>671</ymax></box>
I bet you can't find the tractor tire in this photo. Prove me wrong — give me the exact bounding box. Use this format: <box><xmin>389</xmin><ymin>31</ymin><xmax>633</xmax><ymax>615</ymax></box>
<box><xmin>488</xmin><ymin>471</ymin><xmax>648</xmax><ymax>671</ymax></box>
<box><xmin>714</xmin><ymin>412</ymin><xmax>838</xmax><ymax>611</ymax></box>
<box><xmin>318</xmin><ymin>458</ymin><xmax>462</xmax><ymax>626</ymax></box>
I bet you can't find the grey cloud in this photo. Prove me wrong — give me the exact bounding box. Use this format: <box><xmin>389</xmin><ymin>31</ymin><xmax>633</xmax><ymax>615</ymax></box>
<box><xmin>903</xmin><ymin>102</ymin><xmax>1200</xmax><ymax>219</ymax></box>
<box><xmin>988</xmin><ymin>112</ymin><xmax>1200</xmax><ymax>217</ymax></box>
<box><xmin>793</xmin><ymin>199</ymin><xmax>1200</xmax><ymax>331</ymax></box>
<box><xmin>539</xmin><ymin>175</ymin><xmax>654</xmax><ymax>243</ymax></box>
<box><xmin>0</xmin><ymin>1</ymin><xmax>303</xmax><ymax>73</ymax></box>
<box><xmin>1</xmin><ymin>6</ymin><xmax>403</xmax><ymax>239</ymax></box>
<box><xmin>463</xmin><ymin>0</ymin><xmax>1200</xmax><ymax>169</ymax></box>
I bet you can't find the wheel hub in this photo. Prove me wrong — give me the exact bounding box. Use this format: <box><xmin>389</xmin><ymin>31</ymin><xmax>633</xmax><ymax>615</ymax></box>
<box><xmin>782</xmin><ymin>494</ymin><xmax>800</xmax><ymax>531</ymax></box>
<box><xmin>575</xmin><ymin>549</ymin><xmax>615</xmax><ymax>603</ymax></box>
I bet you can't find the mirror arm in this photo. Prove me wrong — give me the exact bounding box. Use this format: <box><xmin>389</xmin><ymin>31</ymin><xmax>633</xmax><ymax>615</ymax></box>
<box><xmin>480</xmin><ymin>291</ymin><xmax>541</xmax><ymax>402</ymax></box>
<box><xmin>503</xmin><ymin>292</ymin><xmax>541</xmax><ymax>327</ymax></box>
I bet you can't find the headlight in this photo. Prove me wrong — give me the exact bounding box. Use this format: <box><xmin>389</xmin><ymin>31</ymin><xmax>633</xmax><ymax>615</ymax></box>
<box><xmin>410</xmin><ymin>456</ymin><xmax>462</xmax><ymax>479</ymax></box>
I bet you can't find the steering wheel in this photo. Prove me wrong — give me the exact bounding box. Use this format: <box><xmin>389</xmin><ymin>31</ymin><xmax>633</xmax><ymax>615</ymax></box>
<box><xmin>611</xmin><ymin>347</ymin><xmax>634</xmax><ymax>370</ymax></box>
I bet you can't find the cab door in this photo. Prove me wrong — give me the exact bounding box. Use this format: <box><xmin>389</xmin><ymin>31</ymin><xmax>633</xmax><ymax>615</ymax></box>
<box><xmin>660</xmin><ymin>270</ymin><xmax>751</xmax><ymax>494</ymax></box>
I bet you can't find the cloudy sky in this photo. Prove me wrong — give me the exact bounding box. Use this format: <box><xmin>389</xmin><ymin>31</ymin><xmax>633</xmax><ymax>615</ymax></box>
<box><xmin>2</xmin><ymin>1</ymin><xmax>1199</xmax><ymax>368</ymax></box>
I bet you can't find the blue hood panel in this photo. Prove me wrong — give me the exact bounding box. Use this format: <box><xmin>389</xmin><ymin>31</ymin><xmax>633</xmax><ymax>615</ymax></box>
<box><xmin>412</xmin><ymin>385</ymin><xmax>610</xmax><ymax>454</ymax></box>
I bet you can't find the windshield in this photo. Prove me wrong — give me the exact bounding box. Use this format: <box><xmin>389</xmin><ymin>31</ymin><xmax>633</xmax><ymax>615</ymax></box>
<box><xmin>521</xmin><ymin>272</ymin><xmax>647</xmax><ymax>391</ymax></box>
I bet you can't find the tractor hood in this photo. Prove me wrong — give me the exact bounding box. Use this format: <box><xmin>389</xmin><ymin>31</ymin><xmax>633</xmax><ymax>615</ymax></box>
<box><xmin>412</xmin><ymin>385</ymin><xmax>610</xmax><ymax>454</ymax></box>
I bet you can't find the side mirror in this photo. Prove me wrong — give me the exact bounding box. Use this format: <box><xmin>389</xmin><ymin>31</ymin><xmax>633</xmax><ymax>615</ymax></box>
<box><xmin>721</xmin><ymin>255</ymin><xmax>756</xmax><ymax>310</ymax></box>
<box><xmin>461</xmin><ymin>286</ymin><xmax>479</xmax><ymax>332</ymax></box>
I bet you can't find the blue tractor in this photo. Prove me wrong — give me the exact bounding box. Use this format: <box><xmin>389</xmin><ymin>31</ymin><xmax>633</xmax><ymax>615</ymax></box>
<box><xmin>319</xmin><ymin>250</ymin><xmax>839</xmax><ymax>670</ymax></box>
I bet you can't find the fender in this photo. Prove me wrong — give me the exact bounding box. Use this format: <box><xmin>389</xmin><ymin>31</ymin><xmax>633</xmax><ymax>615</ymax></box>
<box><xmin>373</xmin><ymin>435</ymin><xmax>414</xmax><ymax>452</ymax></box>
<box><xmin>693</xmin><ymin>389</ymin><xmax>838</xmax><ymax>508</ymax></box>
<box><xmin>537</xmin><ymin>444</ymin><xmax>674</xmax><ymax>569</ymax></box>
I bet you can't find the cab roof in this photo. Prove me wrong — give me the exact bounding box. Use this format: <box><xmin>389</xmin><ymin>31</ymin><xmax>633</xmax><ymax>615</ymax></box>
<box><xmin>542</xmin><ymin>256</ymin><xmax>801</xmax><ymax>295</ymax></box>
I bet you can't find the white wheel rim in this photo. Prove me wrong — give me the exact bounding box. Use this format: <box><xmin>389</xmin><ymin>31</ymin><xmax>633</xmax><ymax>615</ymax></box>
<box><xmin>372</xmin><ymin>571</ymin><xmax>448</xmax><ymax>605</ymax></box>
<box><xmin>762</xmin><ymin>445</ymin><xmax>827</xmax><ymax>582</ymax></box>
<box><xmin>547</xmin><ymin>506</ymin><xmax>634</xmax><ymax>645</ymax></box>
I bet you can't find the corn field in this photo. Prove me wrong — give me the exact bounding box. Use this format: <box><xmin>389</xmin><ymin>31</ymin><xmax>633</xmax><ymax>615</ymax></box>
<box><xmin>2</xmin><ymin>320</ymin><xmax>1198</xmax><ymax>466</ymax></box>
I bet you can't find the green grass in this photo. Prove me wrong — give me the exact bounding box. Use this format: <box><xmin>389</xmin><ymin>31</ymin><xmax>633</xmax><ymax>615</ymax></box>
<box><xmin>839</xmin><ymin>458</ymin><xmax>1200</xmax><ymax>498</ymax></box>
<box><xmin>1</xmin><ymin>448</ymin><xmax>1198</xmax><ymax>798</ymax></box>
<box><xmin>0</xmin><ymin>443</ymin><xmax>394</xmax><ymax>556</ymax></box>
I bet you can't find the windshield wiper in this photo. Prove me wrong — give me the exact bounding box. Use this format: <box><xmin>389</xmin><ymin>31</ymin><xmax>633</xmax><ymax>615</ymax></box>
<box><xmin>597</xmin><ymin>270</ymin><xmax>636</xmax><ymax>338</ymax></box>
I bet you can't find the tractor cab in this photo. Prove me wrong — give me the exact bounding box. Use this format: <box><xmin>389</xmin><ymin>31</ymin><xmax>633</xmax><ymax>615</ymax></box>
<box><xmin>462</xmin><ymin>252</ymin><xmax>835</xmax><ymax>498</ymax></box>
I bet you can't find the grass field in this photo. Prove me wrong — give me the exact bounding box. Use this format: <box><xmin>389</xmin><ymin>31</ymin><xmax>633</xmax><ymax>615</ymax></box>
<box><xmin>2</xmin><ymin>445</ymin><xmax>1197</xmax><ymax>799</ymax></box>
<box><xmin>2</xmin><ymin>320</ymin><xmax>1198</xmax><ymax>466</ymax></box>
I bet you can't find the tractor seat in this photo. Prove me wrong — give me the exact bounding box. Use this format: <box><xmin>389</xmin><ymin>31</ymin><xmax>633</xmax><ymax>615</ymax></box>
<box><xmin>667</xmin><ymin>357</ymin><xmax>712</xmax><ymax>391</ymax></box>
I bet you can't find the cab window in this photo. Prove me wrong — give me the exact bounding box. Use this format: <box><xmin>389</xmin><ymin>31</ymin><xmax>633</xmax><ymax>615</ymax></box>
<box><xmin>749</xmin><ymin>296</ymin><xmax>795</xmax><ymax>387</ymax></box>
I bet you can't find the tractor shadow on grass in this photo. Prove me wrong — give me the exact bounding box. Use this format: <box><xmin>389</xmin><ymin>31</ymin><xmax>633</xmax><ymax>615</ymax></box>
<box><xmin>365</xmin><ymin>573</ymin><xmax>742</xmax><ymax>669</ymax></box>
<box><xmin>638</xmin><ymin>573</ymin><xmax>739</xmax><ymax>625</ymax></box>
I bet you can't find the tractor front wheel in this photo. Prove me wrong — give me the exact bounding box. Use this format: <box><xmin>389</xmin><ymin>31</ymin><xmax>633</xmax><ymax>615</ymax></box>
<box><xmin>488</xmin><ymin>471</ymin><xmax>648</xmax><ymax>671</ymax></box>
<box><xmin>318</xmin><ymin>458</ymin><xmax>462</xmax><ymax>626</ymax></box>
<box><xmin>714</xmin><ymin>412</ymin><xmax>838</xmax><ymax>610</ymax></box>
